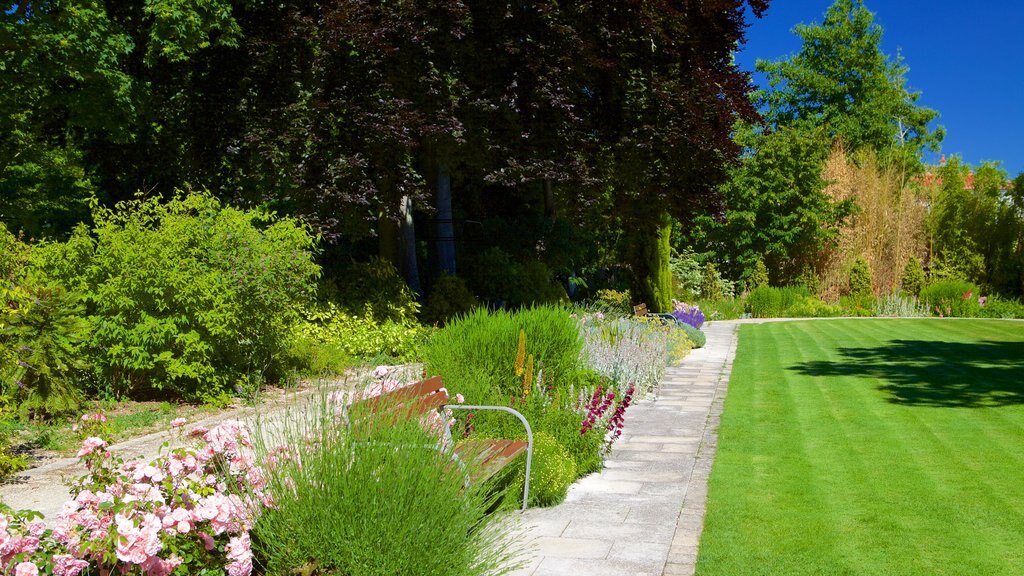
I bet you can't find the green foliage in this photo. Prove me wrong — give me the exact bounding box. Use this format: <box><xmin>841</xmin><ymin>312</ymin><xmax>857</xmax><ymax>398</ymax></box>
<box><xmin>701</xmin><ymin>263</ymin><xmax>724</xmax><ymax>302</ymax></box>
<box><xmin>746</xmin><ymin>287</ymin><xmax>811</xmax><ymax>318</ymax></box>
<box><xmin>977</xmin><ymin>296</ymin><xmax>1024</xmax><ymax>319</ymax></box>
<box><xmin>788</xmin><ymin>297</ymin><xmax>844</xmax><ymax>318</ymax></box>
<box><xmin>755</xmin><ymin>0</ymin><xmax>941</xmax><ymax>157</ymax></box>
<box><xmin>422</xmin><ymin>306</ymin><xmax>583</xmax><ymax>404</ymax></box>
<box><xmin>511</xmin><ymin>431</ymin><xmax>576</xmax><ymax>508</ymax></box>
<box><xmin>750</xmin><ymin>258</ymin><xmax>770</xmax><ymax>292</ymax></box>
<box><xmin>334</xmin><ymin>258</ymin><xmax>420</xmax><ymax>325</ymax></box>
<box><xmin>920</xmin><ymin>280</ymin><xmax>983</xmax><ymax>318</ymax></box>
<box><xmin>538</xmin><ymin>403</ymin><xmax>604</xmax><ymax>477</ymax></box>
<box><xmin>796</xmin><ymin>265</ymin><xmax>821</xmax><ymax>296</ymax></box>
<box><xmin>294</xmin><ymin>301</ymin><xmax>425</xmax><ymax>363</ymax></box>
<box><xmin>848</xmin><ymin>256</ymin><xmax>874</xmax><ymax>299</ymax></box>
<box><xmin>901</xmin><ymin>256</ymin><xmax>926</xmax><ymax>297</ymax></box>
<box><xmin>465</xmin><ymin>248</ymin><xmax>568</xmax><ymax>309</ymax></box>
<box><xmin>1</xmin><ymin>285</ymin><xmax>91</xmax><ymax>419</ymax></box>
<box><xmin>669</xmin><ymin>249</ymin><xmax>703</xmax><ymax>300</ymax></box>
<box><xmin>421</xmin><ymin>273</ymin><xmax>479</xmax><ymax>326</ymax></box>
<box><xmin>678</xmin><ymin>323</ymin><xmax>706</xmax><ymax>349</ymax></box>
<box><xmin>28</xmin><ymin>192</ymin><xmax>320</xmax><ymax>402</ymax></box>
<box><xmin>251</xmin><ymin>397</ymin><xmax>518</xmax><ymax>576</ymax></box>
<box><xmin>592</xmin><ymin>289</ymin><xmax>632</xmax><ymax>315</ymax></box>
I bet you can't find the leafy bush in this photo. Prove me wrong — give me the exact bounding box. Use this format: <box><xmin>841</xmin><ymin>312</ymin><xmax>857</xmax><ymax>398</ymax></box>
<box><xmin>796</xmin><ymin>265</ymin><xmax>821</xmax><ymax>296</ymax></box>
<box><xmin>696</xmin><ymin>297</ymin><xmax>745</xmax><ymax>320</ymax></box>
<box><xmin>510</xmin><ymin>431</ymin><xmax>576</xmax><ymax>507</ymax></box>
<box><xmin>848</xmin><ymin>256</ymin><xmax>873</xmax><ymax>299</ymax></box>
<box><xmin>1</xmin><ymin>285</ymin><xmax>91</xmax><ymax>419</ymax></box>
<box><xmin>252</xmin><ymin>395</ymin><xmax>518</xmax><ymax>576</ymax></box>
<box><xmin>749</xmin><ymin>258</ymin><xmax>770</xmax><ymax>291</ymax></box>
<box><xmin>874</xmin><ymin>292</ymin><xmax>931</xmax><ymax>317</ymax></box>
<box><xmin>422</xmin><ymin>306</ymin><xmax>584</xmax><ymax>404</ymax></box>
<box><xmin>901</xmin><ymin>256</ymin><xmax>926</xmax><ymax>297</ymax></box>
<box><xmin>465</xmin><ymin>248</ymin><xmax>568</xmax><ymax>308</ymax></box>
<box><xmin>701</xmin><ymin>263</ymin><xmax>725</xmax><ymax>302</ymax></box>
<box><xmin>333</xmin><ymin>258</ymin><xmax>420</xmax><ymax>324</ymax></box>
<box><xmin>678</xmin><ymin>322</ymin><xmax>706</xmax><ymax>348</ymax></box>
<box><xmin>977</xmin><ymin>295</ymin><xmax>1024</xmax><ymax>319</ymax></box>
<box><xmin>669</xmin><ymin>249</ymin><xmax>703</xmax><ymax>299</ymax></box>
<box><xmin>421</xmin><ymin>272</ymin><xmax>478</xmax><ymax>326</ymax></box>
<box><xmin>592</xmin><ymin>289</ymin><xmax>632</xmax><ymax>315</ymax></box>
<box><xmin>30</xmin><ymin>191</ymin><xmax>320</xmax><ymax>402</ymax></box>
<box><xmin>920</xmin><ymin>280</ymin><xmax>982</xmax><ymax>317</ymax></box>
<box><xmin>746</xmin><ymin>286</ymin><xmax>810</xmax><ymax>318</ymax></box>
<box><xmin>294</xmin><ymin>300</ymin><xmax>425</xmax><ymax>363</ymax></box>
<box><xmin>786</xmin><ymin>296</ymin><xmax>843</xmax><ymax>318</ymax></box>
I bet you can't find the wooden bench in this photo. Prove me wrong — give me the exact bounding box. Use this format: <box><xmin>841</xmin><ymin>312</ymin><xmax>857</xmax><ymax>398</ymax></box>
<box><xmin>349</xmin><ymin>375</ymin><xmax>535</xmax><ymax>511</ymax></box>
<box><xmin>634</xmin><ymin>302</ymin><xmax>679</xmax><ymax>324</ymax></box>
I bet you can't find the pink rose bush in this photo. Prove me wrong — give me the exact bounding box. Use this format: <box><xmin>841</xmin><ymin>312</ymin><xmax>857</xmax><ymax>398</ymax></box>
<box><xmin>1</xmin><ymin>419</ymin><xmax>267</xmax><ymax>575</ymax></box>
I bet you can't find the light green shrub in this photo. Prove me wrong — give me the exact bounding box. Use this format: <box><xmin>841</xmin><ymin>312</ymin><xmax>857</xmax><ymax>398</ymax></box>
<box><xmin>977</xmin><ymin>295</ymin><xmax>1024</xmax><ymax>319</ymax></box>
<box><xmin>509</xmin><ymin>431</ymin><xmax>577</xmax><ymax>508</ymax></box>
<box><xmin>295</xmin><ymin>301</ymin><xmax>425</xmax><ymax>362</ymax></box>
<box><xmin>31</xmin><ymin>191</ymin><xmax>320</xmax><ymax>402</ymax></box>
<box><xmin>848</xmin><ymin>256</ymin><xmax>874</xmax><ymax>300</ymax></box>
<box><xmin>421</xmin><ymin>272</ymin><xmax>478</xmax><ymax>326</ymax></box>
<box><xmin>669</xmin><ymin>249</ymin><xmax>703</xmax><ymax>299</ymax></box>
<box><xmin>786</xmin><ymin>296</ymin><xmax>843</xmax><ymax>318</ymax></box>
<box><xmin>678</xmin><ymin>322</ymin><xmax>706</xmax><ymax>348</ymax></box>
<box><xmin>746</xmin><ymin>286</ymin><xmax>811</xmax><ymax>318</ymax></box>
<box><xmin>701</xmin><ymin>263</ymin><xmax>724</xmax><ymax>302</ymax></box>
<box><xmin>251</xmin><ymin>395</ymin><xmax>520</xmax><ymax>576</ymax></box>
<box><xmin>749</xmin><ymin>258</ymin><xmax>770</xmax><ymax>291</ymax></box>
<box><xmin>920</xmin><ymin>280</ymin><xmax>982</xmax><ymax>317</ymax></box>
<box><xmin>333</xmin><ymin>258</ymin><xmax>420</xmax><ymax>324</ymax></box>
<box><xmin>421</xmin><ymin>306</ymin><xmax>583</xmax><ymax>404</ymax></box>
<box><xmin>901</xmin><ymin>256</ymin><xmax>926</xmax><ymax>297</ymax></box>
<box><xmin>592</xmin><ymin>289</ymin><xmax>632</xmax><ymax>315</ymax></box>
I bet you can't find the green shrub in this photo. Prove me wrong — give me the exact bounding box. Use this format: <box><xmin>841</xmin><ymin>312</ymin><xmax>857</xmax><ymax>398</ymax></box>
<box><xmin>848</xmin><ymin>256</ymin><xmax>873</xmax><ymax>300</ymax></box>
<box><xmin>977</xmin><ymin>295</ymin><xmax>1024</xmax><ymax>319</ymax></box>
<box><xmin>30</xmin><ymin>191</ymin><xmax>320</xmax><ymax>402</ymax></box>
<box><xmin>333</xmin><ymin>258</ymin><xmax>419</xmax><ymax>324</ymax></box>
<box><xmin>592</xmin><ymin>289</ymin><xmax>632</xmax><ymax>315</ymax></box>
<box><xmin>695</xmin><ymin>298</ymin><xmax>744</xmax><ymax>320</ymax></box>
<box><xmin>422</xmin><ymin>306</ymin><xmax>583</xmax><ymax>404</ymax></box>
<box><xmin>539</xmin><ymin>405</ymin><xmax>604</xmax><ymax>477</ymax></box>
<box><xmin>920</xmin><ymin>280</ymin><xmax>982</xmax><ymax>317</ymax></box>
<box><xmin>1</xmin><ymin>285</ymin><xmax>90</xmax><ymax>419</ymax></box>
<box><xmin>749</xmin><ymin>258</ymin><xmax>770</xmax><ymax>291</ymax></box>
<box><xmin>0</xmin><ymin>410</ymin><xmax>29</xmax><ymax>480</ymax></box>
<box><xmin>901</xmin><ymin>256</ymin><xmax>926</xmax><ymax>297</ymax></box>
<box><xmin>252</xmin><ymin>395</ymin><xmax>519</xmax><ymax>576</ymax></box>
<box><xmin>669</xmin><ymin>249</ymin><xmax>703</xmax><ymax>300</ymax></box>
<box><xmin>509</xmin><ymin>431</ymin><xmax>577</xmax><ymax>508</ymax></box>
<box><xmin>701</xmin><ymin>263</ymin><xmax>724</xmax><ymax>302</ymax></box>
<box><xmin>796</xmin><ymin>265</ymin><xmax>821</xmax><ymax>296</ymax></box>
<box><xmin>295</xmin><ymin>301</ymin><xmax>425</xmax><ymax>363</ymax></box>
<box><xmin>421</xmin><ymin>273</ymin><xmax>478</xmax><ymax>326</ymax></box>
<box><xmin>465</xmin><ymin>248</ymin><xmax>568</xmax><ymax>309</ymax></box>
<box><xmin>746</xmin><ymin>286</ymin><xmax>810</xmax><ymax>318</ymax></box>
<box><xmin>786</xmin><ymin>296</ymin><xmax>843</xmax><ymax>318</ymax></box>
<box><xmin>677</xmin><ymin>322</ymin><xmax>706</xmax><ymax>348</ymax></box>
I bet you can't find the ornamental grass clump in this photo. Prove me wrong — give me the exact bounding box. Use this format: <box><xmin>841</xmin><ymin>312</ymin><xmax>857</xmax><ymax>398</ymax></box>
<box><xmin>250</xmin><ymin>384</ymin><xmax>520</xmax><ymax>576</ymax></box>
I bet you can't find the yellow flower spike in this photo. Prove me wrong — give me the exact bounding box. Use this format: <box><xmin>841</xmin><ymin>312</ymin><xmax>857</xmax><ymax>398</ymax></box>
<box><xmin>515</xmin><ymin>329</ymin><xmax>526</xmax><ymax>377</ymax></box>
<box><xmin>523</xmin><ymin>354</ymin><xmax>534</xmax><ymax>395</ymax></box>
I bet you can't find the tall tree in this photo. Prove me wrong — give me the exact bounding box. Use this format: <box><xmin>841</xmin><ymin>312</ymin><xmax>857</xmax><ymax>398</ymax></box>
<box><xmin>756</xmin><ymin>0</ymin><xmax>941</xmax><ymax>161</ymax></box>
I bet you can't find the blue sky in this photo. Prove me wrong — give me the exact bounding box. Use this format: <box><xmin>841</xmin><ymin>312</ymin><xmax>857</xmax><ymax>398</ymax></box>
<box><xmin>735</xmin><ymin>1</ymin><xmax>1024</xmax><ymax>177</ymax></box>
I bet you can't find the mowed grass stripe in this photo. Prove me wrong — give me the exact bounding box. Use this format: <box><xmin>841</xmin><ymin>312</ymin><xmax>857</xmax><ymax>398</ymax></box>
<box><xmin>696</xmin><ymin>319</ymin><xmax>1024</xmax><ymax>576</ymax></box>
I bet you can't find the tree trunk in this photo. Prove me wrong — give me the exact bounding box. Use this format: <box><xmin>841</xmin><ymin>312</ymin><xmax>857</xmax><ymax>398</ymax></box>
<box><xmin>399</xmin><ymin>195</ymin><xmax>422</xmax><ymax>296</ymax></box>
<box><xmin>435</xmin><ymin>163</ymin><xmax>456</xmax><ymax>275</ymax></box>
<box><xmin>629</xmin><ymin>210</ymin><xmax>673</xmax><ymax>312</ymax></box>
<box><xmin>543</xmin><ymin>179</ymin><xmax>556</xmax><ymax>224</ymax></box>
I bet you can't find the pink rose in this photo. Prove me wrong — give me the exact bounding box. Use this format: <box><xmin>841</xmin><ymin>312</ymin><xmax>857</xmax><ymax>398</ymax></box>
<box><xmin>77</xmin><ymin>437</ymin><xmax>108</xmax><ymax>457</ymax></box>
<box><xmin>170</xmin><ymin>417</ymin><xmax>186</xmax><ymax>428</ymax></box>
<box><xmin>14</xmin><ymin>562</ymin><xmax>39</xmax><ymax>576</ymax></box>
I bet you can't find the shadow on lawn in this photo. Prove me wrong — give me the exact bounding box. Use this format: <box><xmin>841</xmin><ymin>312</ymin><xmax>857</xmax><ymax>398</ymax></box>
<box><xmin>789</xmin><ymin>339</ymin><xmax>1024</xmax><ymax>407</ymax></box>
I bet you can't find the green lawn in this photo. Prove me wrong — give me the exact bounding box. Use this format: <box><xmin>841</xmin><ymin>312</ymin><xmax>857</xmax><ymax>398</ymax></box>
<box><xmin>696</xmin><ymin>319</ymin><xmax>1024</xmax><ymax>576</ymax></box>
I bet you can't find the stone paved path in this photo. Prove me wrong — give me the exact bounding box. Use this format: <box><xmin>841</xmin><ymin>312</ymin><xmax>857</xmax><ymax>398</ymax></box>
<box><xmin>509</xmin><ymin>320</ymin><xmax>739</xmax><ymax>576</ymax></box>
